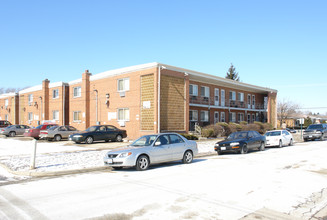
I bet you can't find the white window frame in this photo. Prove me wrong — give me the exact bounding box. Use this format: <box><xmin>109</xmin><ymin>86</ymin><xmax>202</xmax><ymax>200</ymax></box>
<box><xmin>28</xmin><ymin>112</ymin><xmax>33</xmax><ymax>121</ymax></box>
<box><xmin>221</xmin><ymin>112</ymin><xmax>225</xmax><ymax>122</ymax></box>
<box><xmin>214</xmin><ymin>88</ymin><xmax>219</xmax><ymax>106</ymax></box>
<box><xmin>5</xmin><ymin>114</ymin><xmax>9</xmax><ymax>121</ymax></box>
<box><xmin>53</xmin><ymin>110</ymin><xmax>59</xmax><ymax>121</ymax></box>
<box><xmin>247</xmin><ymin>114</ymin><xmax>251</xmax><ymax>123</ymax></box>
<box><xmin>247</xmin><ymin>94</ymin><xmax>251</xmax><ymax>108</ymax></box>
<box><xmin>53</xmin><ymin>89</ymin><xmax>59</xmax><ymax>99</ymax></box>
<box><xmin>238</xmin><ymin>113</ymin><xmax>244</xmax><ymax>122</ymax></box>
<box><xmin>229</xmin><ymin>91</ymin><xmax>236</xmax><ymax>101</ymax></box>
<box><xmin>73</xmin><ymin>111</ymin><xmax>81</xmax><ymax>122</ymax></box>
<box><xmin>118</xmin><ymin>108</ymin><xmax>130</xmax><ymax>121</ymax></box>
<box><xmin>238</xmin><ymin>92</ymin><xmax>244</xmax><ymax>102</ymax></box>
<box><xmin>200</xmin><ymin>86</ymin><xmax>210</xmax><ymax>98</ymax></box>
<box><xmin>221</xmin><ymin>89</ymin><xmax>225</xmax><ymax>107</ymax></box>
<box><xmin>189</xmin><ymin>110</ymin><xmax>198</xmax><ymax>121</ymax></box>
<box><xmin>252</xmin><ymin>95</ymin><xmax>256</xmax><ymax>108</ymax></box>
<box><xmin>28</xmin><ymin>94</ymin><xmax>33</xmax><ymax>105</ymax></box>
<box><xmin>189</xmin><ymin>84</ymin><xmax>198</xmax><ymax>96</ymax></box>
<box><xmin>73</xmin><ymin>87</ymin><xmax>81</xmax><ymax>98</ymax></box>
<box><xmin>200</xmin><ymin>110</ymin><xmax>209</xmax><ymax>122</ymax></box>
<box><xmin>214</xmin><ymin>111</ymin><xmax>219</xmax><ymax>124</ymax></box>
<box><xmin>229</xmin><ymin>112</ymin><xmax>236</xmax><ymax>122</ymax></box>
<box><xmin>117</xmin><ymin>78</ymin><xmax>130</xmax><ymax>92</ymax></box>
<box><xmin>4</xmin><ymin>99</ymin><xmax>8</xmax><ymax>107</ymax></box>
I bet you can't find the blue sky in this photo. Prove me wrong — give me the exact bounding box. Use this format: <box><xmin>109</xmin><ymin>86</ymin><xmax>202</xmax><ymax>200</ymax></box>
<box><xmin>1</xmin><ymin>0</ymin><xmax>326</xmax><ymax>113</ymax></box>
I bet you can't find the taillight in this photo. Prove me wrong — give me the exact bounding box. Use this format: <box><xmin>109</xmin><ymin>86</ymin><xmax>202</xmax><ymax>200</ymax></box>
<box><xmin>40</xmin><ymin>130</ymin><xmax>48</xmax><ymax>134</ymax></box>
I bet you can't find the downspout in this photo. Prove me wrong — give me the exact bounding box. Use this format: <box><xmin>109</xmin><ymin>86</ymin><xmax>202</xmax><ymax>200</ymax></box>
<box><xmin>63</xmin><ymin>85</ymin><xmax>65</xmax><ymax>125</ymax></box>
<box><xmin>94</xmin><ymin>89</ymin><xmax>98</xmax><ymax>125</ymax></box>
<box><xmin>158</xmin><ymin>65</ymin><xmax>161</xmax><ymax>133</ymax></box>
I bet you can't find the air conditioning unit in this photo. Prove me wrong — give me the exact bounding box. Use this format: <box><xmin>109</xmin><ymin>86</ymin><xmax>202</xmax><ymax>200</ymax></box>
<box><xmin>118</xmin><ymin>121</ymin><xmax>125</xmax><ymax>127</ymax></box>
<box><xmin>119</xmin><ymin>92</ymin><xmax>125</xmax><ymax>97</ymax></box>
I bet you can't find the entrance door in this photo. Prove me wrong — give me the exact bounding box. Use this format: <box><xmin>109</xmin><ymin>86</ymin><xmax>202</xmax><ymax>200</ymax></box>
<box><xmin>214</xmin><ymin>88</ymin><xmax>219</xmax><ymax>106</ymax></box>
<box><xmin>221</xmin><ymin>89</ymin><xmax>225</xmax><ymax>107</ymax></box>
<box><xmin>214</xmin><ymin>111</ymin><xmax>219</xmax><ymax>124</ymax></box>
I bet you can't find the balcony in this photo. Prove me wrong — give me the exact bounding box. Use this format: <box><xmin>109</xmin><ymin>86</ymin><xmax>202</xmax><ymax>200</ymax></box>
<box><xmin>189</xmin><ymin>96</ymin><xmax>266</xmax><ymax>110</ymax></box>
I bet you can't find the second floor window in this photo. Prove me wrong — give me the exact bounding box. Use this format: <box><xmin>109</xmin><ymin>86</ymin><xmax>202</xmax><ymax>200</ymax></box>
<box><xmin>189</xmin><ymin>84</ymin><xmax>198</xmax><ymax>96</ymax></box>
<box><xmin>73</xmin><ymin>87</ymin><xmax>81</xmax><ymax>97</ymax></box>
<box><xmin>229</xmin><ymin>91</ymin><xmax>236</xmax><ymax>101</ymax></box>
<box><xmin>118</xmin><ymin>78</ymin><xmax>130</xmax><ymax>92</ymax></box>
<box><xmin>28</xmin><ymin>94</ymin><xmax>33</xmax><ymax>105</ymax></box>
<box><xmin>200</xmin><ymin>86</ymin><xmax>209</xmax><ymax>97</ymax></box>
<box><xmin>237</xmin><ymin>92</ymin><xmax>244</xmax><ymax>102</ymax></box>
<box><xmin>53</xmin><ymin>89</ymin><xmax>59</xmax><ymax>99</ymax></box>
<box><xmin>4</xmin><ymin>99</ymin><xmax>8</xmax><ymax>107</ymax></box>
<box><xmin>28</xmin><ymin>112</ymin><xmax>33</xmax><ymax>121</ymax></box>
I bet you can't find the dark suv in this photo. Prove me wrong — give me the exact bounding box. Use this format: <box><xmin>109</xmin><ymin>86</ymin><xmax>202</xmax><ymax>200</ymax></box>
<box><xmin>0</xmin><ymin>120</ymin><xmax>11</xmax><ymax>128</ymax></box>
<box><xmin>303</xmin><ymin>124</ymin><xmax>327</xmax><ymax>141</ymax></box>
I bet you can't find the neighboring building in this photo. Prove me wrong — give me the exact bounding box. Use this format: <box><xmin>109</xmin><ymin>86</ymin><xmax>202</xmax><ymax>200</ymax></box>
<box><xmin>2</xmin><ymin>62</ymin><xmax>277</xmax><ymax>139</ymax></box>
<box><xmin>18</xmin><ymin>80</ymin><xmax>69</xmax><ymax>127</ymax></box>
<box><xmin>0</xmin><ymin>92</ymin><xmax>19</xmax><ymax>124</ymax></box>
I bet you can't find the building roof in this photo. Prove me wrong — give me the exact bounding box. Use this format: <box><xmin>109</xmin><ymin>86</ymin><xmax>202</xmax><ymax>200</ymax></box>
<box><xmin>0</xmin><ymin>92</ymin><xmax>17</xmax><ymax>99</ymax></box>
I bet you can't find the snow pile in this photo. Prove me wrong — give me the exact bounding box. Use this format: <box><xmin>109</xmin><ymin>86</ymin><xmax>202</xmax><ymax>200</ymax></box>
<box><xmin>0</xmin><ymin>137</ymin><xmax>217</xmax><ymax>174</ymax></box>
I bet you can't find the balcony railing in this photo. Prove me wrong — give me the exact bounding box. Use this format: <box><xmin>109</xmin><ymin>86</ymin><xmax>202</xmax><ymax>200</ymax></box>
<box><xmin>189</xmin><ymin>96</ymin><xmax>266</xmax><ymax>110</ymax></box>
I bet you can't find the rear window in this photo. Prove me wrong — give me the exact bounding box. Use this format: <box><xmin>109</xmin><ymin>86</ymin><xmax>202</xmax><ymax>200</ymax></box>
<box><xmin>308</xmin><ymin>124</ymin><xmax>323</xmax><ymax>129</ymax></box>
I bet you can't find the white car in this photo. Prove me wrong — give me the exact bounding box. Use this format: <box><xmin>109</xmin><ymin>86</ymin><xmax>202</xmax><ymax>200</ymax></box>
<box><xmin>265</xmin><ymin>130</ymin><xmax>294</xmax><ymax>148</ymax></box>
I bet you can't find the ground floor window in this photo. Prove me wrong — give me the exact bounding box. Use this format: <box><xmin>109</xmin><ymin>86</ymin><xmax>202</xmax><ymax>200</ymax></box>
<box><xmin>221</xmin><ymin>112</ymin><xmax>225</xmax><ymax>122</ymax></box>
<box><xmin>28</xmin><ymin>112</ymin><xmax>33</xmax><ymax>121</ymax></box>
<box><xmin>247</xmin><ymin>114</ymin><xmax>251</xmax><ymax>123</ymax></box>
<box><xmin>200</xmin><ymin>111</ymin><xmax>209</xmax><ymax>122</ymax></box>
<box><xmin>53</xmin><ymin>110</ymin><xmax>59</xmax><ymax>121</ymax></box>
<box><xmin>229</xmin><ymin>112</ymin><xmax>236</xmax><ymax>122</ymax></box>
<box><xmin>214</xmin><ymin>111</ymin><xmax>219</xmax><ymax>124</ymax></box>
<box><xmin>73</xmin><ymin>111</ymin><xmax>81</xmax><ymax>122</ymax></box>
<box><xmin>189</xmin><ymin>110</ymin><xmax>198</xmax><ymax>121</ymax></box>
<box><xmin>118</xmin><ymin>108</ymin><xmax>130</xmax><ymax>121</ymax></box>
<box><xmin>238</xmin><ymin>113</ymin><xmax>244</xmax><ymax>122</ymax></box>
<box><xmin>252</xmin><ymin>114</ymin><xmax>255</xmax><ymax>122</ymax></box>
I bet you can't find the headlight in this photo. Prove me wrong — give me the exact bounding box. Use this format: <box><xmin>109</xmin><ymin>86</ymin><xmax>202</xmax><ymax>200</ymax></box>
<box><xmin>215</xmin><ymin>143</ymin><xmax>219</xmax><ymax>147</ymax></box>
<box><xmin>119</xmin><ymin>152</ymin><xmax>132</xmax><ymax>158</ymax></box>
<box><xmin>316</xmin><ymin>131</ymin><xmax>322</xmax><ymax>134</ymax></box>
<box><xmin>74</xmin><ymin>135</ymin><xmax>83</xmax><ymax>138</ymax></box>
<box><xmin>230</xmin><ymin>142</ymin><xmax>239</xmax><ymax>147</ymax></box>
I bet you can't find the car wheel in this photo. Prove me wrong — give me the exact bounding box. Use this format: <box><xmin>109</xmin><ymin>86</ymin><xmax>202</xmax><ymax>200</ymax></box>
<box><xmin>136</xmin><ymin>155</ymin><xmax>149</xmax><ymax>171</ymax></box>
<box><xmin>289</xmin><ymin>139</ymin><xmax>293</xmax><ymax>146</ymax></box>
<box><xmin>182</xmin><ymin>151</ymin><xmax>193</xmax><ymax>164</ymax></box>
<box><xmin>241</xmin><ymin>144</ymin><xmax>248</xmax><ymax>154</ymax></box>
<box><xmin>320</xmin><ymin>135</ymin><xmax>324</xmax><ymax>141</ymax></box>
<box><xmin>278</xmin><ymin>140</ymin><xmax>283</xmax><ymax>148</ymax></box>
<box><xmin>34</xmin><ymin>137</ymin><xmax>39</xmax><ymax>140</ymax></box>
<box><xmin>9</xmin><ymin>131</ymin><xmax>16</xmax><ymax>137</ymax></box>
<box><xmin>259</xmin><ymin>142</ymin><xmax>265</xmax><ymax>151</ymax></box>
<box><xmin>85</xmin><ymin>136</ymin><xmax>94</xmax><ymax>144</ymax></box>
<box><xmin>115</xmin><ymin>135</ymin><xmax>123</xmax><ymax>142</ymax></box>
<box><xmin>54</xmin><ymin>135</ymin><xmax>62</xmax><ymax>141</ymax></box>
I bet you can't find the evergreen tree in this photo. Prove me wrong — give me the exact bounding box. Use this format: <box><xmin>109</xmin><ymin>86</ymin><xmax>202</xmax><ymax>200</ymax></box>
<box><xmin>225</xmin><ymin>63</ymin><xmax>240</xmax><ymax>81</ymax></box>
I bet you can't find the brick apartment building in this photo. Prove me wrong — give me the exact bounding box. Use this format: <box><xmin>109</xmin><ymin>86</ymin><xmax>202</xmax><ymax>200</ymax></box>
<box><xmin>0</xmin><ymin>62</ymin><xmax>277</xmax><ymax>139</ymax></box>
<box><xmin>0</xmin><ymin>92</ymin><xmax>19</xmax><ymax>124</ymax></box>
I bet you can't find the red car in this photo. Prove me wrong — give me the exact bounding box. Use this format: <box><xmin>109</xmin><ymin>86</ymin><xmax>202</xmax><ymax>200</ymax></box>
<box><xmin>24</xmin><ymin>123</ymin><xmax>58</xmax><ymax>139</ymax></box>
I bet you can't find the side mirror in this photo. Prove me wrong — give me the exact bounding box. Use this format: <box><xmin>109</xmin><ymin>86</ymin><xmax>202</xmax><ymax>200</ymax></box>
<box><xmin>155</xmin><ymin>142</ymin><xmax>161</xmax><ymax>146</ymax></box>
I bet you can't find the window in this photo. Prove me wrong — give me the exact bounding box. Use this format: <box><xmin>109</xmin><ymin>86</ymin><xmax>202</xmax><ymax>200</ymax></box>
<box><xmin>5</xmin><ymin>114</ymin><xmax>8</xmax><ymax>121</ymax></box>
<box><xmin>169</xmin><ymin>134</ymin><xmax>185</xmax><ymax>144</ymax></box>
<box><xmin>189</xmin><ymin>110</ymin><xmax>198</xmax><ymax>121</ymax></box>
<box><xmin>118</xmin><ymin>108</ymin><xmax>130</xmax><ymax>121</ymax></box>
<box><xmin>247</xmin><ymin>114</ymin><xmax>251</xmax><ymax>123</ymax></box>
<box><xmin>214</xmin><ymin>88</ymin><xmax>219</xmax><ymax>105</ymax></box>
<box><xmin>28</xmin><ymin>94</ymin><xmax>33</xmax><ymax>105</ymax></box>
<box><xmin>252</xmin><ymin>95</ymin><xmax>255</xmax><ymax>107</ymax></box>
<box><xmin>214</xmin><ymin>111</ymin><xmax>219</xmax><ymax>124</ymax></box>
<box><xmin>252</xmin><ymin>114</ymin><xmax>255</xmax><ymax>122</ymax></box>
<box><xmin>229</xmin><ymin>112</ymin><xmax>236</xmax><ymax>122</ymax></box>
<box><xmin>229</xmin><ymin>91</ymin><xmax>236</xmax><ymax>100</ymax></box>
<box><xmin>238</xmin><ymin>113</ymin><xmax>244</xmax><ymax>122</ymax></box>
<box><xmin>53</xmin><ymin>89</ymin><xmax>59</xmax><ymax>99</ymax></box>
<box><xmin>53</xmin><ymin>110</ymin><xmax>59</xmax><ymax>121</ymax></box>
<box><xmin>221</xmin><ymin>112</ymin><xmax>225</xmax><ymax>122</ymax></box>
<box><xmin>4</xmin><ymin>99</ymin><xmax>8</xmax><ymax>107</ymax></box>
<box><xmin>155</xmin><ymin>135</ymin><xmax>169</xmax><ymax>145</ymax></box>
<box><xmin>200</xmin><ymin>86</ymin><xmax>209</xmax><ymax>97</ymax></box>
<box><xmin>73</xmin><ymin>111</ymin><xmax>81</xmax><ymax>122</ymax></box>
<box><xmin>189</xmin><ymin>84</ymin><xmax>198</xmax><ymax>96</ymax></box>
<box><xmin>118</xmin><ymin>78</ymin><xmax>130</xmax><ymax>92</ymax></box>
<box><xmin>73</xmin><ymin>87</ymin><xmax>81</xmax><ymax>98</ymax></box>
<box><xmin>28</xmin><ymin>112</ymin><xmax>33</xmax><ymax>121</ymax></box>
<box><xmin>237</xmin><ymin>92</ymin><xmax>244</xmax><ymax>102</ymax></box>
<box><xmin>221</xmin><ymin>89</ymin><xmax>225</xmax><ymax>107</ymax></box>
<box><xmin>200</xmin><ymin>111</ymin><xmax>209</xmax><ymax>122</ymax></box>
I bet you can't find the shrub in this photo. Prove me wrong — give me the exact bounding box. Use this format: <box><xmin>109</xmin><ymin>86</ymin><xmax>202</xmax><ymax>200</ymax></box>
<box><xmin>179</xmin><ymin>133</ymin><xmax>199</xmax><ymax>140</ymax></box>
<box><xmin>240</xmin><ymin>121</ymin><xmax>248</xmax><ymax>126</ymax></box>
<box><xmin>201</xmin><ymin>124</ymin><xmax>224</xmax><ymax>138</ymax></box>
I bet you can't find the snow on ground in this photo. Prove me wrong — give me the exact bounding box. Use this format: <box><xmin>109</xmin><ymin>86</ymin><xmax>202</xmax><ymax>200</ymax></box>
<box><xmin>0</xmin><ymin>137</ymin><xmax>218</xmax><ymax>178</ymax></box>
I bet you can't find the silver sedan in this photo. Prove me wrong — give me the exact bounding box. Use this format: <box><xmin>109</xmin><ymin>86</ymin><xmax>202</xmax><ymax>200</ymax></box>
<box><xmin>104</xmin><ymin>133</ymin><xmax>198</xmax><ymax>171</ymax></box>
<box><xmin>0</xmin><ymin>125</ymin><xmax>30</xmax><ymax>137</ymax></box>
<box><xmin>39</xmin><ymin>125</ymin><xmax>79</xmax><ymax>141</ymax></box>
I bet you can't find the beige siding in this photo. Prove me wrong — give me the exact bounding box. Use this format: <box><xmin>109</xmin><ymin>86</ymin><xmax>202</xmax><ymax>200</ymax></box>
<box><xmin>141</xmin><ymin>74</ymin><xmax>155</xmax><ymax>130</ymax></box>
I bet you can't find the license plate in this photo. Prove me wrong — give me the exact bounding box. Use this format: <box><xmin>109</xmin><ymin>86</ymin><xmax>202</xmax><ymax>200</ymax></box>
<box><xmin>107</xmin><ymin>159</ymin><xmax>113</xmax><ymax>164</ymax></box>
<box><xmin>221</xmin><ymin>147</ymin><xmax>226</xmax><ymax>150</ymax></box>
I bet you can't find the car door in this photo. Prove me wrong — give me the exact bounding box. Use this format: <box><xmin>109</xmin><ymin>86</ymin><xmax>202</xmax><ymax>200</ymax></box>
<box><xmin>58</xmin><ymin>126</ymin><xmax>69</xmax><ymax>138</ymax></box>
<box><xmin>94</xmin><ymin>126</ymin><xmax>107</xmax><ymax>141</ymax></box>
<box><xmin>169</xmin><ymin>134</ymin><xmax>186</xmax><ymax>160</ymax></box>
<box><xmin>247</xmin><ymin>131</ymin><xmax>257</xmax><ymax>149</ymax></box>
<box><xmin>150</xmin><ymin>134</ymin><xmax>172</xmax><ymax>163</ymax></box>
<box><xmin>105</xmin><ymin>125</ymin><xmax>117</xmax><ymax>140</ymax></box>
<box><xmin>17</xmin><ymin>125</ymin><xmax>26</xmax><ymax>135</ymax></box>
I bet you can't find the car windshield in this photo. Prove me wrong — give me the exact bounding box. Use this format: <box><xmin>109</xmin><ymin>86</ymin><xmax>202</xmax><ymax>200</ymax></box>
<box><xmin>48</xmin><ymin>126</ymin><xmax>59</xmax><ymax>130</ymax></box>
<box><xmin>85</xmin><ymin>126</ymin><xmax>97</xmax><ymax>132</ymax></box>
<box><xmin>131</xmin><ymin>135</ymin><xmax>158</xmax><ymax>147</ymax></box>
<box><xmin>308</xmin><ymin>124</ymin><xmax>323</xmax><ymax>129</ymax></box>
<box><xmin>227</xmin><ymin>132</ymin><xmax>248</xmax><ymax>140</ymax></box>
<box><xmin>7</xmin><ymin>125</ymin><xmax>14</xmax><ymax>128</ymax></box>
<box><xmin>36</xmin><ymin>125</ymin><xmax>43</xmax><ymax>129</ymax></box>
<box><xmin>265</xmin><ymin>131</ymin><xmax>281</xmax><ymax>136</ymax></box>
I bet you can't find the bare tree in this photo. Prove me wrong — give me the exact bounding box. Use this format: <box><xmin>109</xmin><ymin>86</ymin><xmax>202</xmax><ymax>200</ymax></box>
<box><xmin>0</xmin><ymin>87</ymin><xmax>29</xmax><ymax>94</ymax></box>
<box><xmin>277</xmin><ymin>98</ymin><xmax>300</xmax><ymax>124</ymax></box>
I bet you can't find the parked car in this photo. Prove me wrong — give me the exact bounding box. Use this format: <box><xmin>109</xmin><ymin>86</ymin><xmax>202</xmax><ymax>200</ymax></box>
<box><xmin>39</xmin><ymin>125</ymin><xmax>79</xmax><ymax>141</ymax></box>
<box><xmin>0</xmin><ymin>125</ymin><xmax>30</xmax><ymax>137</ymax></box>
<box><xmin>24</xmin><ymin>123</ymin><xmax>58</xmax><ymax>139</ymax></box>
<box><xmin>214</xmin><ymin>131</ymin><xmax>266</xmax><ymax>155</ymax></box>
<box><xmin>265</xmin><ymin>130</ymin><xmax>293</xmax><ymax>147</ymax></box>
<box><xmin>69</xmin><ymin>125</ymin><xmax>127</xmax><ymax>144</ymax></box>
<box><xmin>286</xmin><ymin>128</ymin><xmax>296</xmax><ymax>133</ymax></box>
<box><xmin>0</xmin><ymin>120</ymin><xmax>11</xmax><ymax>128</ymax></box>
<box><xmin>104</xmin><ymin>133</ymin><xmax>198</xmax><ymax>171</ymax></box>
<box><xmin>303</xmin><ymin>124</ymin><xmax>327</xmax><ymax>141</ymax></box>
